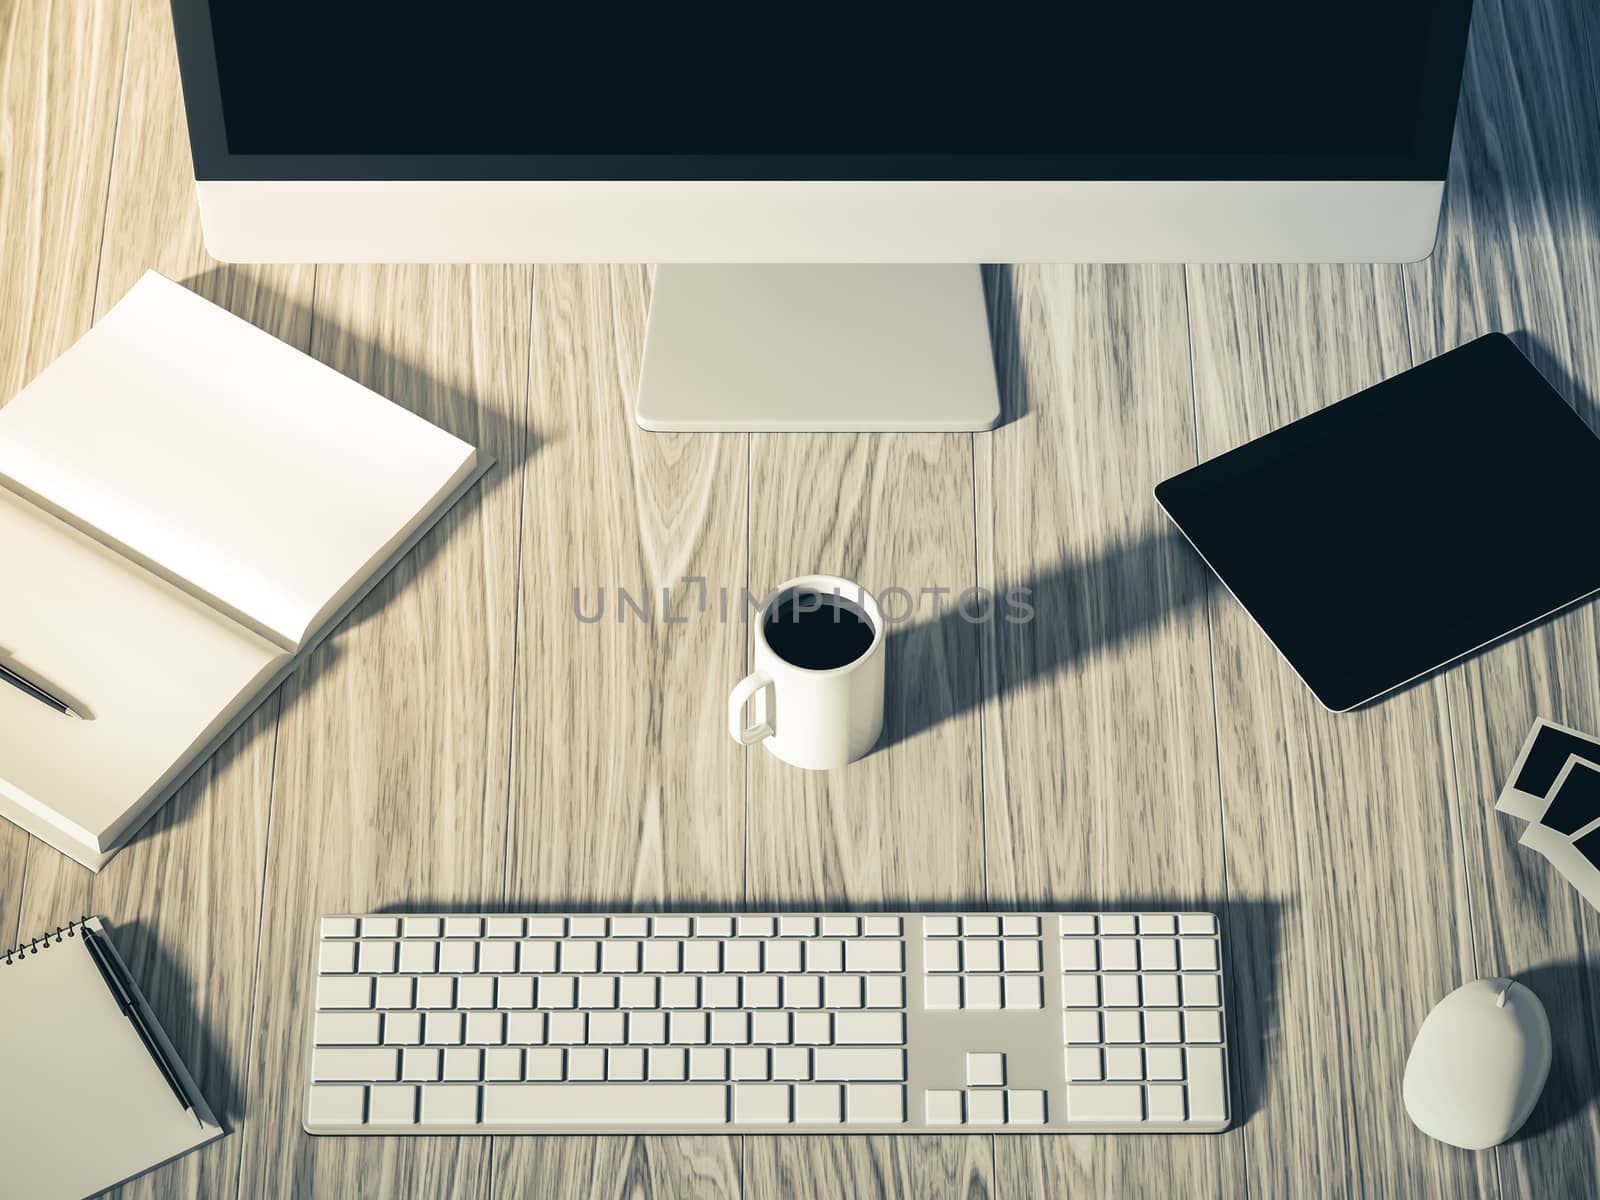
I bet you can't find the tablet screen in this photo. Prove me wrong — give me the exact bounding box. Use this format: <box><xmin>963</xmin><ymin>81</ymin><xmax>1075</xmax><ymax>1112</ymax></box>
<box><xmin>1156</xmin><ymin>335</ymin><xmax>1600</xmax><ymax>710</ymax></box>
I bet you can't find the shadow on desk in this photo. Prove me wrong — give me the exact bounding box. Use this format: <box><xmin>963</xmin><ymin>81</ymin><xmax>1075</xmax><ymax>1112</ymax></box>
<box><xmin>1509</xmin><ymin>958</ymin><xmax>1600</xmax><ymax>1144</ymax></box>
<box><xmin>880</xmin><ymin>527</ymin><xmax>1208</xmax><ymax>751</ymax></box>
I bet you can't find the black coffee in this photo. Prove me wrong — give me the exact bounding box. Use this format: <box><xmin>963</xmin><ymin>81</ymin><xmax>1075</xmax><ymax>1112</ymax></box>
<box><xmin>762</xmin><ymin>592</ymin><xmax>876</xmax><ymax>671</ymax></box>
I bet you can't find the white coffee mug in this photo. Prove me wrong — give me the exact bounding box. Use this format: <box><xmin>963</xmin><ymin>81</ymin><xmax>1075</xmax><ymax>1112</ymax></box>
<box><xmin>728</xmin><ymin>575</ymin><xmax>886</xmax><ymax>770</ymax></box>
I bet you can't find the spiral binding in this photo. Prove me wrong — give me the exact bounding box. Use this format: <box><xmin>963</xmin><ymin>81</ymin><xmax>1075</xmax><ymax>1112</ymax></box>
<box><xmin>1</xmin><ymin>916</ymin><xmax>90</xmax><ymax>966</ymax></box>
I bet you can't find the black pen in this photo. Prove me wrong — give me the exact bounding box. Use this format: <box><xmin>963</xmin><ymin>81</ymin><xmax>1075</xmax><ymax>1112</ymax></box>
<box><xmin>0</xmin><ymin>661</ymin><xmax>82</xmax><ymax>718</ymax></box>
<box><xmin>81</xmin><ymin>925</ymin><xmax>201</xmax><ymax>1126</ymax></box>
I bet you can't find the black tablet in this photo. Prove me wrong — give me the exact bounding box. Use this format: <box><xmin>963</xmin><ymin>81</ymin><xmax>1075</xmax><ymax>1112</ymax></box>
<box><xmin>1156</xmin><ymin>334</ymin><xmax>1600</xmax><ymax>711</ymax></box>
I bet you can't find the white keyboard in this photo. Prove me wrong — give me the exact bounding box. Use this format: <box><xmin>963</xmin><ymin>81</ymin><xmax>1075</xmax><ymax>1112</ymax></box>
<box><xmin>304</xmin><ymin>911</ymin><xmax>1230</xmax><ymax>1134</ymax></box>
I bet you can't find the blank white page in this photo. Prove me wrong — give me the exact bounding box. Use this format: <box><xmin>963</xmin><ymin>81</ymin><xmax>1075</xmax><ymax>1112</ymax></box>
<box><xmin>0</xmin><ymin>921</ymin><xmax>221</xmax><ymax>1199</ymax></box>
<box><xmin>0</xmin><ymin>490</ymin><xmax>285</xmax><ymax>850</ymax></box>
<box><xmin>0</xmin><ymin>272</ymin><xmax>477</xmax><ymax>647</ymax></box>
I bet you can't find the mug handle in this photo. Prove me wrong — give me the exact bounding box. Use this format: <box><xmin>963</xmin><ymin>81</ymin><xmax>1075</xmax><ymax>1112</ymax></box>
<box><xmin>728</xmin><ymin>671</ymin><xmax>776</xmax><ymax>745</ymax></box>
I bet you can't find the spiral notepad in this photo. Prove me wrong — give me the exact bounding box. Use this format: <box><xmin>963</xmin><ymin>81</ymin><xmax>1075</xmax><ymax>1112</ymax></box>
<box><xmin>0</xmin><ymin>917</ymin><xmax>222</xmax><ymax>1199</ymax></box>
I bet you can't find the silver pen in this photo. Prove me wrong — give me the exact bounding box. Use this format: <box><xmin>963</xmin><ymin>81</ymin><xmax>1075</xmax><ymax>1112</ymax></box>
<box><xmin>0</xmin><ymin>661</ymin><xmax>83</xmax><ymax>718</ymax></box>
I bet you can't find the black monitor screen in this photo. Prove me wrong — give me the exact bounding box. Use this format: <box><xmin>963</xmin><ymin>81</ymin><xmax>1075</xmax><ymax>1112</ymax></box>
<box><xmin>180</xmin><ymin>2</ymin><xmax>1473</xmax><ymax>181</ymax></box>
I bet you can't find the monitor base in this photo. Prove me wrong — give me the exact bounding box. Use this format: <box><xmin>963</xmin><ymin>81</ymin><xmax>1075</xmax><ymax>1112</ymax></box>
<box><xmin>635</xmin><ymin>265</ymin><xmax>1001</xmax><ymax>432</ymax></box>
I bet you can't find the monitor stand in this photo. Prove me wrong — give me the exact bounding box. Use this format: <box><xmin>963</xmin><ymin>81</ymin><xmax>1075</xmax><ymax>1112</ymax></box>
<box><xmin>635</xmin><ymin>265</ymin><xmax>1001</xmax><ymax>432</ymax></box>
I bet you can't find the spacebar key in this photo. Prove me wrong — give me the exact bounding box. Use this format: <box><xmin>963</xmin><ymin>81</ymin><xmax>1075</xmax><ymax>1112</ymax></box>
<box><xmin>483</xmin><ymin>1084</ymin><xmax>729</xmax><ymax>1126</ymax></box>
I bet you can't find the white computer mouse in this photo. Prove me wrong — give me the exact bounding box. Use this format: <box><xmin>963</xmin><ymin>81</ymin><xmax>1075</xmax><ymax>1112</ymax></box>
<box><xmin>1403</xmin><ymin>977</ymin><xmax>1551</xmax><ymax>1150</ymax></box>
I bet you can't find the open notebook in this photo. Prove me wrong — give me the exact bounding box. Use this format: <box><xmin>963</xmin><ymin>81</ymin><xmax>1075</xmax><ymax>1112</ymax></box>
<box><xmin>0</xmin><ymin>272</ymin><xmax>486</xmax><ymax>870</ymax></box>
<box><xmin>0</xmin><ymin>918</ymin><xmax>223</xmax><ymax>1198</ymax></box>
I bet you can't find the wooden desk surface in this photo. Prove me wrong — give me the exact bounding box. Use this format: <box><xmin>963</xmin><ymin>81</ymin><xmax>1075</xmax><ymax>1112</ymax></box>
<box><xmin>3</xmin><ymin>1</ymin><xmax>1597</xmax><ymax>1196</ymax></box>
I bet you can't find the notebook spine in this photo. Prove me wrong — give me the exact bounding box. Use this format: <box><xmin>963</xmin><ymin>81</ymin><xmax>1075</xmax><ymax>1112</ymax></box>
<box><xmin>1</xmin><ymin>915</ymin><xmax>91</xmax><ymax>965</ymax></box>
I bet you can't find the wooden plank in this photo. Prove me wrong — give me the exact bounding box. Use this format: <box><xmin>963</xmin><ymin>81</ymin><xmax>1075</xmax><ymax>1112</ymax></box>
<box><xmin>4</xmin><ymin>3</ymin><xmax>317</xmax><ymax>1198</ymax></box>
<box><xmin>494</xmin><ymin>264</ymin><xmax>743</xmax><ymax>1197</ymax></box>
<box><xmin>976</xmin><ymin>263</ymin><xmax>1237</xmax><ymax>1195</ymax></box>
<box><xmin>1404</xmin><ymin>0</ymin><xmax>1600</xmax><ymax>1190</ymax></box>
<box><xmin>233</xmin><ymin>265</ymin><xmax>530</xmax><ymax>1198</ymax></box>
<box><xmin>0</xmin><ymin>0</ymin><xmax>130</xmax><ymax>941</ymax></box>
<box><xmin>1185</xmin><ymin>262</ymin><xmax>1488</xmax><ymax>1196</ymax></box>
<box><xmin>741</xmin><ymin>426</ymin><xmax>987</xmax><ymax>1192</ymax></box>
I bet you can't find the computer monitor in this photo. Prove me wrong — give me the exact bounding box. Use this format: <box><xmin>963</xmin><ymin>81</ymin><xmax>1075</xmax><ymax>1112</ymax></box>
<box><xmin>170</xmin><ymin>2</ymin><xmax>1474</xmax><ymax>431</ymax></box>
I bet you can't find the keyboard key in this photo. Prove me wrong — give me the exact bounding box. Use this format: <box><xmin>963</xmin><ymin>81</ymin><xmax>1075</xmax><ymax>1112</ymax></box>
<box><xmin>569</xmin><ymin>917</ymin><xmax>608</xmax><ymax>937</ymax></box>
<box><xmin>402</xmin><ymin>1047</ymin><xmax>442</xmax><ymax>1081</ymax></box>
<box><xmin>1147</xmin><ymin>1084</ymin><xmax>1186</xmax><ymax>1122</ymax></box>
<box><xmin>363</xmin><ymin>918</ymin><xmax>401</xmax><ymax>938</ymax></box>
<box><xmin>1100</xmin><ymin>939</ymin><xmax>1139</xmax><ymax>970</ymax></box>
<box><xmin>683</xmin><ymin>940</ymin><xmax>721</xmax><ymax>972</ymax></box>
<box><xmin>457</xmin><ymin>977</ymin><xmax>495</xmax><ymax>1009</ymax></box>
<box><xmin>792</xmin><ymin>1013</ymin><xmax>831</xmax><ymax>1045</ymax></box>
<box><xmin>1099</xmin><ymin>915</ymin><xmax>1137</xmax><ymax>935</ymax></box>
<box><xmin>608</xmin><ymin>1047</ymin><xmax>646</xmax><ymax>1080</ymax></box>
<box><xmin>385</xmin><ymin>1012</ymin><xmax>424</xmax><ymax>1045</ymax></box>
<box><xmin>1059</xmin><ymin>915</ymin><xmax>1096</xmax><ymax>936</ymax></box>
<box><xmin>723</xmin><ymin>940</ymin><xmax>762</xmax><ymax>972</ymax></box>
<box><xmin>630</xmin><ymin>1012</ymin><xmax>667</xmax><ymax>1044</ymax></box>
<box><xmin>619</xmin><ymin>976</ymin><xmax>658</xmax><ymax>1008</ymax></box>
<box><xmin>923</xmin><ymin>915</ymin><xmax>959</xmax><ymax>937</ymax></box>
<box><xmin>924</xmin><ymin>941</ymin><xmax>961</xmax><ymax>972</ymax></box>
<box><xmin>1180</xmin><ymin>939</ymin><xmax>1219</xmax><ymax>971</ymax></box>
<box><xmin>1144</xmin><ymin>1011</ymin><xmax>1181</xmax><ymax>1043</ymax></box>
<box><xmin>968</xmin><ymin>1090</ymin><xmax>1005</xmax><ymax>1124</ymax></box>
<box><xmin>420</xmin><ymin>1085</ymin><xmax>479</xmax><ymax>1124</ymax></box>
<box><xmin>316</xmin><ymin>1012</ymin><xmax>382</xmax><ymax>1045</ymax></box>
<box><xmin>1102</xmin><ymin>975</ymin><xmax>1140</xmax><ymax>1007</ymax></box>
<box><xmin>795</xmin><ymin>1083</ymin><xmax>843</xmax><ymax>1123</ymax></box>
<box><xmin>697</xmin><ymin>916</ymin><xmax>734</xmax><ymax>937</ymax></box>
<box><xmin>1066</xmin><ymin>1047</ymin><xmax>1102</xmax><ymax>1080</ymax></box>
<box><xmin>318</xmin><ymin>976</ymin><xmax>375</xmax><ymax>1009</ymax></box>
<box><xmin>524</xmin><ymin>1048</ymin><xmax>564</xmax><ymax>1080</ymax></box>
<box><xmin>526</xmin><ymin>917</ymin><xmax>565</xmax><ymax>937</ymax></box>
<box><xmin>541</xmin><ymin>977</ymin><xmax>577</xmax><ymax>1008</ymax></box>
<box><xmin>483</xmin><ymin>1083</ymin><xmax>728</xmax><ymax>1125</ymax></box>
<box><xmin>966</xmin><ymin>1051</ymin><xmax>1005</xmax><ymax>1086</ymax></box>
<box><xmin>924</xmin><ymin>977</ymin><xmax>960</xmax><ymax>1010</ymax></box>
<box><xmin>399</xmin><ymin>941</ymin><xmax>438</xmax><ymax>973</ymax></box>
<box><xmin>320</xmin><ymin>942</ymin><xmax>357</xmax><ymax>974</ymax></box>
<box><xmin>700</xmin><ymin>976</ymin><xmax>739</xmax><ymax>1008</ymax></box>
<box><xmin>1061</xmin><ymin>941</ymin><xmax>1098</xmax><ymax>970</ymax></box>
<box><xmin>689</xmin><ymin>1047</ymin><xmax>729</xmax><ymax>1080</ymax></box>
<box><xmin>579</xmin><ymin>976</ymin><xmax>618</xmax><ymax>1008</ymax></box>
<box><xmin>1003</xmin><ymin>941</ymin><xmax>1041</xmax><ymax>972</ymax></box>
<box><xmin>765</xmin><ymin>941</ymin><xmax>803</xmax><ymax>972</ymax></box>
<box><xmin>402</xmin><ymin>917</ymin><xmax>442</xmax><ymax>938</ymax></box>
<box><xmin>466</xmin><ymin>1012</ymin><xmax>504</xmax><ymax>1044</ymax></box>
<box><xmin>321</xmin><ymin>917</ymin><xmax>359</xmax><ymax>939</ymax></box>
<box><xmin>444</xmin><ymin>1047</ymin><xmax>482</xmax><ymax>1081</ymax></box>
<box><xmin>1185</xmin><ymin>1010</ymin><xmax>1223</xmax><ymax>1043</ymax></box>
<box><xmin>313</xmin><ymin>1047</ymin><xmax>400</xmax><ymax>1082</ymax></box>
<box><xmin>1003</xmin><ymin>976</ymin><xmax>1042</xmax><ymax>1009</ymax></box>
<box><xmin>561</xmin><ymin>941</ymin><xmax>599</xmax><ymax>973</ymax></box>
<box><xmin>486</xmin><ymin>917</ymin><xmax>524</xmax><ymax>938</ymax></box>
<box><xmin>863</xmin><ymin>916</ymin><xmax>900</xmax><ymax>937</ymax></box>
<box><xmin>1146</xmin><ymin>1047</ymin><xmax>1184</xmax><ymax>1080</ymax></box>
<box><xmin>1002</xmin><ymin>916</ymin><xmax>1040</xmax><ymax>936</ymax></box>
<box><xmin>772</xmin><ymin>1047</ymin><xmax>811</xmax><ymax>1079</ymax></box>
<box><xmin>1063</xmin><ymin>1011</ymin><xmax>1100</xmax><ymax>1043</ymax></box>
<box><xmin>825</xmin><ymin>975</ymin><xmax>863</xmax><ymax>1008</ymax></box>
<box><xmin>964</xmin><ymin>916</ymin><xmax>999</xmax><ymax>937</ymax></box>
<box><xmin>864</xmin><ymin>977</ymin><xmax>903</xmax><ymax>1008</ymax></box>
<box><xmin>1061</xmin><ymin>975</ymin><xmax>1098</xmax><ymax>1007</ymax></box>
<box><xmin>505</xmin><ymin>1013</ymin><xmax>545</xmax><ymax>1045</ymax></box>
<box><xmin>779</xmin><ymin>916</ymin><xmax>817</xmax><ymax>937</ymax></box>
<box><xmin>1102</xmin><ymin>1011</ymin><xmax>1142</xmax><ymax>1043</ymax></box>
<box><xmin>417</xmin><ymin>985</ymin><xmax>457</xmax><ymax>1017</ymax></box>
<box><xmin>784</xmin><ymin>975</ymin><xmax>822</xmax><ymax>1008</ymax></box>
<box><xmin>589</xmin><ymin>1012</ymin><xmax>626</xmax><ymax>1043</ymax></box>
<box><xmin>1186</xmin><ymin>1047</ymin><xmax>1227</xmax><ymax>1121</ymax></box>
<box><xmin>642</xmin><ymin>941</ymin><xmax>682</xmax><ymax>973</ymax></box>
<box><xmin>660</xmin><ymin>977</ymin><xmax>699</xmax><ymax>1008</ymax></box>
<box><xmin>845</xmin><ymin>1083</ymin><xmax>905</xmax><ymax>1123</ymax></box>
<box><xmin>439</xmin><ymin>942</ymin><xmax>477</xmax><ymax>973</ymax></box>
<box><xmin>307</xmin><ymin>1084</ymin><xmax>366</xmax><ymax>1126</ymax></box>
<box><xmin>965</xmin><ymin>976</ymin><xmax>1001</xmax><ymax>1010</ymax></box>
<box><xmin>479</xmin><ymin>942</ymin><xmax>517</xmax><ymax>974</ymax></box>
<box><xmin>1140</xmin><ymin>939</ymin><xmax>1178</xmax><ymax>971</ymax></box>
<box><xmin>711</xmin><ymin>1012</ymin><xmax>750</xmax><ymax>1044</ymax></box>
<box><xmin>834</xmin><ymin>1012</ymin><xmax>903</xmax><ymax>1045</ymax></box>
<box><xmin>518</xmin><ymin>941</ymin><xmax>557</xmax><ymax>972</ymax></box>
<box><xmin>732</xmin><ymin>1047</ymin><xmax>770</xmax><ymax>1080</ymax></box>
<box><xmin>424</xmin><ymin>1012</ymin><xmax>465</xmax><ymax>1045</ymax></box>
<box><xmin>1178</xmin><ymin>914</ymin><xmax>1215</xmax><ymax>936</ymax></box>
<box><xmin>1010</xmin><ymin>1089</ymin><xmax>1046</xmax><ymax>1125</ymax></box>
<box><xmin>670</xmin><ymin>1011</ymin><xmax>709</xmax><ymax>1044</ymax></box>
<box><xmin>1183</xmin><ymin>974</ymin><xmax>1221</xmax><ymax>1007</ymax></box>
<box><xmin>1066</xmin><ymin>1084</ymin><xmax>1143</xmax><ymax>1122</ymax></box>
<box><xmin>369</xmin><ymin>1083</ymin><xmax>418</xmax><ymax>1124</ymax></box>
<box><xmin>648</xmin><ymin>1047</ymin><xmax>688</xmax><ymax>1080</ymax></box>
<box><xmin>568</xmin><ymin>1047</ymin><xmax>606</xmax><ymax>1079</ymax></box>
<box><xmin>654</xmin><ymin>916</ymin><xmax>692</xmax><ymax>937</ymax></box>
<box><xmin>375</xmin><ymin>977</ymin><xmax>414</xmax><ymax>1008</ymax></box>
<box><xmin>846</xmin><ymin>941</ymin><xmax>903</xmax><ymax>973</ymax></box>
<box><xmin>612</xmin><ymin>916</ymin><xmax>650</xmax><ymax>937</ymax></box>
<box><xmin>1104</xmin><ymin>1047</ymin><xmax>1143</xmax><ymax>1080</ymax></box>
<box><xmin>734</xmin><ymin>1083</ymin><xmax>790</xmax><ymax>1122</ymax></box>
<box><xmin>602</xmin><ymin>941</ymin><xmax>642</xmax><ymax>973</ymax></box>
<box><xmin>737</xmin><ymin>916</ymin><xmax>776</xmax><ymax>937</ymax></box>
<box><xmin>1143</xmin><ymin>974</ymin><xmax>1180</xmax><ymax>1006</ymax></box>
<box><xmin>964</xmin><ymin>940</ymin><xmax>1000</xmax><ymax>972</ymax></box>
<box><xmin>926</xmin><ymin>1089</ymin><xmax>963</xmax><ymax>1124</ymax></box>
<box><xmin>751</xmin><ymin>1011</ymin><xmax>790</xmax><ymax>1044</ymax></box>
<box><xmin>820</xmin><ymin>916</ymin><xmax>858</xmax><ymax>937</ymax></box>
<box><xmin>806</xmin><ymin>940</ymin><xmax>845</xmax><ymax>972</ymax></box>
<box><xmin>745</xmin><ymin>977</ymin><xmax>780</xmax><ymax>1008</ymax></box>
<box><xmin>443</xmin><ymin>918</ymin><xmax>481</xmax><ymax>938</ymax></box>
<box><xmin>814</xmin><ymin>1048</ymin><xmax>905</xmax><ymax>1081</ymax></box>
<box><xmin>483</xmin><ymin>1048</ymin><xmax>523</xmax><ymax>1081</ymax></box>
<box><xmin>547</xmin><ymin>1013</ymin><xmax>586</xmax><ymax>1044</ymax></box>
<box><xmin>498</xmin><ymin>977</ymin><xmax>535</xmax><ymax>1009</ymax></box>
